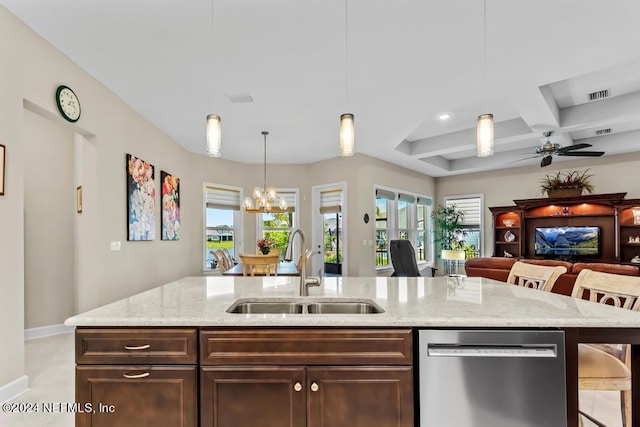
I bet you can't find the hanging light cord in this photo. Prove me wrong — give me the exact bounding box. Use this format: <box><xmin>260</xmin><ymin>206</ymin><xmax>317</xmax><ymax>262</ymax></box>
<box><xmin>345</xmin><ymin>0</ymin><xmax>349</xmax><ymax>110</ymax></box>
<box><xmin>483</xmin><ymin>0</ymin><xmax>487</xmax><ymax>110</ymax></box>
<box><xmin>262</xmin><ymin>131</ymin><xmax>268</xmax><ymax>194</ymax></box>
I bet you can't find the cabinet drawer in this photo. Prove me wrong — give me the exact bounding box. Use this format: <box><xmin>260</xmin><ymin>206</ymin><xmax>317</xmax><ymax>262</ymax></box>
<box><xmin>200</xmin><ymin>328</ymin><xmax>413</xmax><ymax>365</ymax></box>
<box><xmin>76</xmin><ymin>328</ymin><xmax>197</xmax><ymax>364</ymax></box>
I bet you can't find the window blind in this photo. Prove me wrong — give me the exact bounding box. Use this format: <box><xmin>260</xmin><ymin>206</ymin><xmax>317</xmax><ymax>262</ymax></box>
<box><xmin>446</xmin><ymin>197</ymin><xmax>481</xmax><ymax>226</ymax></box>
<box><xmin>206</xmin><ymin>186</ymin><xmax>241</xmax><ymax>210</ymax></box>
<box><xmin>376</xmin><ymin>189</ymin><xmax>396</xmax><ymax>201</ymax></box>
<box><xmin>398</xmin><ymin>193</ymin><xmax>416</xmax><ymax>204</ymax></box>
<box><xmin>319</xmin><ymin>189</ymin><xmax>342</xmax><ymax>214</ymax></box>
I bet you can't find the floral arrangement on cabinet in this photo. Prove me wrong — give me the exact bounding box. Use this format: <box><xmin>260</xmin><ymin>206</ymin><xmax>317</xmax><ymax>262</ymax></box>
<box><xmin>257</xmin><ymin>238</ymin><xmax>275</xmax><ymax>255</ymax></box>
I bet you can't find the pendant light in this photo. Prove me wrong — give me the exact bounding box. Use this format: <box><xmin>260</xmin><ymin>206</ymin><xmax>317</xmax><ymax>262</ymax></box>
<box><xmin>476</xmin><ymin>0</ymin><xmax>493</xmax><ymax>157</ymax></box>
<box><xmin>339</xmin><ymin>0</ymin><xmax>354</xmax><ymax>156</ymax></box>
<box><xmin>205</xmin><ymin>1</ymin><xmax>222</xmax><ymax>157</ymax></box>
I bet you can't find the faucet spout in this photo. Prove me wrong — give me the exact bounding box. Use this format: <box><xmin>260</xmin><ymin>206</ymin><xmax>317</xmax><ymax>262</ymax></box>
<box><xmin>284</xmin><ymin>228</ymin><xmax>319</xmax><ymax>296</ymax></box>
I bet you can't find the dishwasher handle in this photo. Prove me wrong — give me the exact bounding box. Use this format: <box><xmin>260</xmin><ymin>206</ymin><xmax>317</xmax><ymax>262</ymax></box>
<box><xmin>427</xmin><ymin>344</ymin><xmax>557</xmax><ymax>358</ymax></box>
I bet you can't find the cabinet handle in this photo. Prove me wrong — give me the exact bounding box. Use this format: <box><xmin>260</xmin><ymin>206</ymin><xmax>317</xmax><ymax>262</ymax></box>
<box><xmin>123</xmin><ymin>372</ymin><xmax>150</xmax><ymax>379</ymax></box>
<box><xmin>294</xmin><ymin>382</ymin><xmax>303</xmax><ymax>392</ymax></box>
<box><xmin>310</xmin><ymin>382</ymin><xmax>319</xmax><ymax>392</ymax></box>
<box><xmin>124</xmin><ymin>344</ymin><xmax>151</xmax><ymax>350</ymax></box>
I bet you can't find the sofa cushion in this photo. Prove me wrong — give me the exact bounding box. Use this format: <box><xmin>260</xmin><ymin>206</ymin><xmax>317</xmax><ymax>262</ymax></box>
<box><xmin>464</xmin><ymin>257</ymin><xmax>517</xmax><ymax>283</ymax></box>
<box><xmin>521</xmin><ymin>259</ymin><xmax>574</xmax><ymax>270</ymax></box>
<box><xmin>572</xmin><ymin>262</ymin><xmax>640</xmax><ymax>276</ymax></box>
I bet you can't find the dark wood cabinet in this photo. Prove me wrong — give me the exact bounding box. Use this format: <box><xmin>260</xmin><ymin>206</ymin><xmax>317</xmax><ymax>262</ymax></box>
<box><xmin>76</xmin><ymin>365</ymin><xmax>197</xmax><ymax>427</ymax></box>
<box><xmin>75</xmin><ymin>327</ymin><xmax>198</xmax><ymax>427</ymax></box>
<box><xmin>199</xmin><ymin>328</ymin><xmax>414</xmax><ymax>427</ymax></box>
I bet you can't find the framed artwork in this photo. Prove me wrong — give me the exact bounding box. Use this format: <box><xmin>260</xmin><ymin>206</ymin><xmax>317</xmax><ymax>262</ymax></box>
<box><xmin>126</xmin><ymin>154</ymin><xmax>156</xmax><ymax>241</ymax></box>
<box><xmin>76</xmin><ymin>186</ymin><xmax>83</xmax><ymax>213</ymax></box>
<box><xmin>160</xmin><ymin>170</ymin><xmax>180</xmax><ymax>240</ymax></box>
<box><xmin>0</xmin><ymin>144</ymin><xmax>5</xmax><ymax>195</ymax></box>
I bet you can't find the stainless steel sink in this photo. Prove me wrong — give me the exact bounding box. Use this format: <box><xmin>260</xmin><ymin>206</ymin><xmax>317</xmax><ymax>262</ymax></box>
<box><xmin>226</xmin><ymin>301</ymin><xmax>304</xmax><ymax>314</ymax></box>
<box><xmin>226</xmin><ymin>298</ymin><xmax>384</xmax><ymax>314</ymax></box>
<box><xmin>307</xmin><ymin>301</ymin><xmax>384</xmax><ymax>314</ymax></box>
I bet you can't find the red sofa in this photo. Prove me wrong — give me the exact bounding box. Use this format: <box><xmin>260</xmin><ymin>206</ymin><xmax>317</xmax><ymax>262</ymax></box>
<box><xmin>464</xmin><ymin>257</ymin><xmax>640</xmax><ymax>296</ymax></box>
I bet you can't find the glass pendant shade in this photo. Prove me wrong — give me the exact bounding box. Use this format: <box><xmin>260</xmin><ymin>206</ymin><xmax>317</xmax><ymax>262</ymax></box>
<box><xmin>476</xmin><ymin>113</ymin><xmax>494</xmax><ymax>157</ymax></box>
<box><xmin>339</xmin><ymin>113</ymin><xmax>355</xmax><ymax>156</ymax></box>
<box><xmin>205</xmin><ymin>114</ymin><xmax>222</xmax><ymax>157</ymax></box>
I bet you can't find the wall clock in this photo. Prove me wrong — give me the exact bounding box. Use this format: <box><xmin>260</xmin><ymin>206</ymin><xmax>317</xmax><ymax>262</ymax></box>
<box><xmin>55</xmin><ymin>85</ymin><xmax>81</xmax><ymax>122</ymax></box>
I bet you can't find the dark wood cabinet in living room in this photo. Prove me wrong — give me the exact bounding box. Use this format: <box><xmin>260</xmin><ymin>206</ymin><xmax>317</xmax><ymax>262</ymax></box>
<box><xmin>489</xmin><ymin>193</ymin><xmax>640</xmax><ymax>264</ymax></box>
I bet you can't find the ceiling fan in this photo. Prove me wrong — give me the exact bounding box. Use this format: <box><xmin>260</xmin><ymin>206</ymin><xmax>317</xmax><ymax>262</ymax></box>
<box><xmin>533</xmin><ymin>131</ymin><xmax>605</xmax><ymax>167</ymax></box>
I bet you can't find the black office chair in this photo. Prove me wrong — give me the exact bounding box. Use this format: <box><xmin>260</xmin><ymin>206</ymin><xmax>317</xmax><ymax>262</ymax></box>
<box><xmin>389</xmin><ymin>240</ymin><xmax>421</xmax><ymax>277</ymax></box>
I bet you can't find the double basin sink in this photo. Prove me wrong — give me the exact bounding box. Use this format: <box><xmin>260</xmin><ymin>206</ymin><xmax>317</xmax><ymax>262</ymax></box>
<box><xmin>226</xmin><ymin>298</ymin><xmax>384</xmax><ymax>314</ymax></box>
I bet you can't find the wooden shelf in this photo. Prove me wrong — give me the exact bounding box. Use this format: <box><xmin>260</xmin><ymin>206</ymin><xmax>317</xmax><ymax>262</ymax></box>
<box><xmin>495</xmin><ymin>226</ymin><xmax>519</xmax><ymax>230</ymax></box>
<box><xmin>621</xmin><ymin>224</ymin><xmax>640</xmax><ymax>228</ymax></box>
<box><xmin>496</xmin><ymin>241</ymin><xmax>519</xmax><ymax>245</ymax></box>
<box><xmin>621</xmin><ymin>243</ymin><xmax>640</xmax><ymax>247</ymax></box>
<box><xmin>523</xmin><ymin>213</ymin><xmax>615</xmax><ymax>219</ymax></box>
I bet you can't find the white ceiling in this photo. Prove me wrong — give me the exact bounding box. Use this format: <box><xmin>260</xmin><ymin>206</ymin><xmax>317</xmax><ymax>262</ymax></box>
<box><xmin>4</xmin><ymin>0</ymin><xmax>640</xmax><ymax>177</ymax></box>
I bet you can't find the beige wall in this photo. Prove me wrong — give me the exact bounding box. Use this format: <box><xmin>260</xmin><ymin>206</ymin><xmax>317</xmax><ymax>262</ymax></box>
<box><xmin>23</xmin><ymin>108</ymin><xmax>75</xmax><ymax>329</ymax></box>
<box><xmin>435</xmin><ymin>154</ymin><xmax>640</xmax><ymax>257</ymax></box>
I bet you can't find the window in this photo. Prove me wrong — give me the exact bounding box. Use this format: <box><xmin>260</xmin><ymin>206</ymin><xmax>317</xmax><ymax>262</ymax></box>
<box><xmin>205</xmin><ymin>184</ymin><xmax>242</xmax><ymax>270</ymax></box>
<box><xmin>375</xmin><ymin>188</ymin><xmax>433</xmax><ymax>268</ymax></box>
<box><xmin>258</xmin><ymin>190</ymin><xmax>297</xmax><ymax>256</ymax></box>
<box><xmin>444</xmin><ymin>194</ymin><xmax>483</xmax><ymax>260</ymax></box>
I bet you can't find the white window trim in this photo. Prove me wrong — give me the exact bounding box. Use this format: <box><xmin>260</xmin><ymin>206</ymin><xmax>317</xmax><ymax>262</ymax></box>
<box><xmin>443</xmin><ymin>193</ymin><xmax>484</xmax><ymax>258</ymax></box>
<box><xmin>374</xmin><ymin>185</ymin><xmax>434</xmax><ymax>271</ymax></box>
<box><xmin>255</xmin><ymin>188</ymin><xmax>300</xmax><ymax>258</ymax></box>
<box><xmin>203</xmin><ymin>182</ymin><xmax>244</xmax><ymax>272</ymax></box>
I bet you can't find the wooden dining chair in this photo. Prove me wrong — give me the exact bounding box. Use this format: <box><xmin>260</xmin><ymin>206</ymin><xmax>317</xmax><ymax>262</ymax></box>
<box><xmin>571</xmin><ymin>269</ymin><xmax>640</xmax><ymax>427</ymax></box>
<box><xmin>213</xmin><ymin>250</ymin><xmax>230</xmax><ymax>273</ymax></box>
<box><xmin>222</xmin><ymin>248</ymin><xmax>236</xmax><ymax>268</ymax></box>
<box><xmin>506</xmin><ymin>261</ymin><xmax>567</xmax><ymax>292</ymax></box>
<box><xmin>239</xmin><ymin>254</ymin><xmax>279</xmax><ymax>276</ymax></box>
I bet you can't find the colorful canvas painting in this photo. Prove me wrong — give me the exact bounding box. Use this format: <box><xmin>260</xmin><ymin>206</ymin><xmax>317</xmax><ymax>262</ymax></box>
<box><xmin>161</xmin><ymin>170</ymin><xmax>180</xmax><ymax>240</ymax></box>
<box><xmin>126</xmin><ymin>154</ymin><xmax>156</xmax><ymax>241</ymax></box>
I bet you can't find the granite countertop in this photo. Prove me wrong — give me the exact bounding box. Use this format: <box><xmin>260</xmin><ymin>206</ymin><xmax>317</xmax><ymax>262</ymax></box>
<box><xmin>64</xmin><ymin>276</ymin><xmax>640</xmax><ymax>328</ymax></box>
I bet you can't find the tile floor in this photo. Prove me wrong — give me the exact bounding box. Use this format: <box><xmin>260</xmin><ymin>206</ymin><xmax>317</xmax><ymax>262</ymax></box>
<box><xmin>0</xmin><ymin>332</ymin><xmax>626</xmax><ymax>427</ymax></box>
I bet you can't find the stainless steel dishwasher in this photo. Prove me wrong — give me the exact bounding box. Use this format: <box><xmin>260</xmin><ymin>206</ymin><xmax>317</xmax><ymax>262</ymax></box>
<box><xmin>419</xmin><ymin>329</ymin><xmax>566</xmax><ymax>427</ymax></box>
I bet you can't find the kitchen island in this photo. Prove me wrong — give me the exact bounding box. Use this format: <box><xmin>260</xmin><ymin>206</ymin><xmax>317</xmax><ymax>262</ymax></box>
<box><xmin>65</xmin><ymin>275</ymin><xmax>640</xmax><ymax>427</ymax></box>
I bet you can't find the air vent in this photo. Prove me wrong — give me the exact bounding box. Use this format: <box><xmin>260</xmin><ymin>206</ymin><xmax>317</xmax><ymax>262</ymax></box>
<box><xmin>225</xmin><ymin>93</ymin><xmax>254</xmax><ymax>103</ymax></box>
<box><xmin>594</xmin><ymin>128</ymin><xmax>611</xmax><ymax>136</ymax></box>
<box><xmin>588</xmin><ymin>89</ymin><xmax>609</xmax><ymax>101</ymax></box>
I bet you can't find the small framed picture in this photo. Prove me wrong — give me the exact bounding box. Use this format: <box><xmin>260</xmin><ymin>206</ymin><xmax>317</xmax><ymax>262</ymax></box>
<box><xmin>0</xmin><ymin>144</ymin><xmax>5</xmax><ymax>195</ymax></box>
<box><xmin>76</xmin><ymin>185</ymin><xmax>83</xmax><ymax>213</ymax></box>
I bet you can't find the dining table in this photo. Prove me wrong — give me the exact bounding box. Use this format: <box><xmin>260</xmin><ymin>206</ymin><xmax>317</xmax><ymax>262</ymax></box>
<box><xmin>223</xmin><ymin>261</ymin><xmax>300</xmax><ymax>276</ymax></box>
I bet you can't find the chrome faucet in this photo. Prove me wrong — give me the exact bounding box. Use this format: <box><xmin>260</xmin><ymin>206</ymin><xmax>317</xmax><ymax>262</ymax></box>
<box><xmin>284</xmin><ymin>228</ymin><xmax>320</xmax><ymax>296</ymax></box>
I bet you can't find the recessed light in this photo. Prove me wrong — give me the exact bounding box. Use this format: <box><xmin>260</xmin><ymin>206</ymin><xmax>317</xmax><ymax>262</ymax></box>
<box><xmin>438</xmin><ymin>113</ymin><xmax>451</xmax><ymax>120</ymax></box>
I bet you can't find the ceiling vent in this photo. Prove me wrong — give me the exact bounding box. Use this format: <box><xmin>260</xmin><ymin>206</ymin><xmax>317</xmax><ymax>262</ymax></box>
<box><xmin>594</xmin><ymin>128</ymin><xmax>611</xmax><ymax>136</ymax></box>
<box><xmin>588</xmin><ymin>89</ymin><xmax>609</xmax><ymax>101</ymax></box>
<box><xmin>225</xmin><ymin>93</ymin><xmax>254</xmax><ymax>103</ymax></box>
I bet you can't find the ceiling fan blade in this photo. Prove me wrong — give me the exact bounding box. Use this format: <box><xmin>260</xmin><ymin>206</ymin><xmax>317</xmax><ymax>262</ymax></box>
<box><xmin>558</xmin><ymin>151</ymin><xmax>605</xmax><ymax>157</ymax></box>
<box><xmin>555</xmin><ymin>143</ymin><xmax>592</xmax><ymax>153</ymax></box>
<box><xmin>541</xmin><ymin>156</ymin><xmax>553</xmax><ymax>167</ymax></box>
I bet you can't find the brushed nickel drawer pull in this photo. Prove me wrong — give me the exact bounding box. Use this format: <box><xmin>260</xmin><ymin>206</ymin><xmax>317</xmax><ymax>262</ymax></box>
<box><xmin>294</xmin><ymin>382</ymin><xmax>303</xmax><ymax>392</ymax></box>
<box><xmin>124</xmin><ymin>344</ymin><xmax>151</xmax><ymax>350</ymax></box>
<box><xmin>123</xmin><ymin>372</ymin><xmax>150</xmax><ymax>379</ymax></box>
<box><xmin>310</xmin><ymin>382</ymin><xmax>319</xmax><ymax>392</ymax></box>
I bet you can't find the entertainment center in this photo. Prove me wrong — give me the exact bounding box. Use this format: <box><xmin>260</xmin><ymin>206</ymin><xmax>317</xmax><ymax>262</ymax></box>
<box><xmin>489</xmin><ymin>193</ymin><xmax>640</xmax><ymax>264</ymax></box>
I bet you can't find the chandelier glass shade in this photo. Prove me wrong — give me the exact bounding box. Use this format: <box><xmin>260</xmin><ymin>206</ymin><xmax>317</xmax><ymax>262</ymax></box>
<box><xmin>205</xmin><ymin>114</ymin><xmax>222</xmax><ymax>157</ymax></box>
<box><xmin>476</xmin><ymin>113</ymin><xmax>494</xmax><ymax>157</ymax></box>
<box><xmin>243</xmin><ymin>131</ymin><xmax>288</xmax><ymax>213</ymax></box>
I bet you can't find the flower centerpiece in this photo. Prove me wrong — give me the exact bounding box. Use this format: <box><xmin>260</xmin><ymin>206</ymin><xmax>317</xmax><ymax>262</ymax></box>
<box><xmin>538</xmin><ymin>169</ymin><xmax>595</xmax><ymax>198</ymax></box>
<box><xmin>257</xmin><ymin>238</ymin><xmax>275</xmax><ymax>255</ymax></box>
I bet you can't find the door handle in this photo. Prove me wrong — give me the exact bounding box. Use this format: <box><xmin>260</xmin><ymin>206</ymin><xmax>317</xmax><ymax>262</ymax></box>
<box><xmin>310</xmin><ymin>382</ymin><xmax>319</xmax><ymax>392</ymax></box>
<box><xmin>124</xmin><ymin>344</ymin><xmax>151</xmax><ymax>350</ymax></box>
<box><xmin>123</xmin><ymin>372</ymin><xmax>150</xmax><ymax>379</ymax></box>
<box><xmin>294</xmin><ymin>382</ymin><xmax>303</xmax><ymax>392</ymax></box>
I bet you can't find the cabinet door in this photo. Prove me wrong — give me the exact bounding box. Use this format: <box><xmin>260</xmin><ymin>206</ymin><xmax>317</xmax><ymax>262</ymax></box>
<box><xmin>201</xmin><ymin>366</ymin><xmax>306</xmax><ymax>427</ymax></box>
<box><xmin>306</xmin><ymin>366</ymin><xmax>413</xmax><ymax>427</ymax></box>
<box><xmin>76</xmin><ymin>365</ymin><xmax>197</xmax><ymax>427</ymax></box>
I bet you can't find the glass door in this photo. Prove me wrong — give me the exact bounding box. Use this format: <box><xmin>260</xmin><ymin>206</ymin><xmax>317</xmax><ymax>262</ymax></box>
<box><xmin>323</xmin><ymin>212</ymin><xmax>342</xmax><ymax>275</ymax></box>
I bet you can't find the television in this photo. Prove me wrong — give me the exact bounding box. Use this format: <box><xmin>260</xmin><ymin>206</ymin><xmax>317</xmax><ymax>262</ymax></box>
<box><xmin>534</xmin><ymin>226</ymin><xmax>599</xmax><ymax>257</ymax></box>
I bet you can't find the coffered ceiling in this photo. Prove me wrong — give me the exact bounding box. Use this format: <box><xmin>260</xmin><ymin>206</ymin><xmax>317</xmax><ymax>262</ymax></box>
<box><xmin>3</xmin><ymin>0</ymin><xmax>640</xmax><ymax>177</ymax></box>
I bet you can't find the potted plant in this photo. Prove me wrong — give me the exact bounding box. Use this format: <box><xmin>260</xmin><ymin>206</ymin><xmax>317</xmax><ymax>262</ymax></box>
<box><xmin>538</xmin><ymin>169</ymin><xmax>595</xmax><ymax>198</ymax></box>
<box><xmin>431</xmin><ymin>205</ymin><xmax>467</xmax><ymax>252</ymax></box>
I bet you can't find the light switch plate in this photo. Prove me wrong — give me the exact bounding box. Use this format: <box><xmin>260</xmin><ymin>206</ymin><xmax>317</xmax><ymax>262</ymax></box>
<box><xmin>110</xmin><ymin>241</ymin><xmax>121</xmax><ymax>251</ymax></box>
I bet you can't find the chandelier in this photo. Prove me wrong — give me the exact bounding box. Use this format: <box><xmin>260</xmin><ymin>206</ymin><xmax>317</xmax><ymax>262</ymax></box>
<box><xmin>243</xmin><ymin>131</ymin><xmax>288</xmax><ymax>213</ymax></box>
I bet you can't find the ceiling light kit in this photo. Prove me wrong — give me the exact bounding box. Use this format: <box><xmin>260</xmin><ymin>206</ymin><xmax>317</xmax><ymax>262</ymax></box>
<box><xmin>476</xmin><ymin>0</ymin><xmax>494</xmax><ymax>157</ymax></box>
<box><xmin>243</xmin><ymin>131</ymin><xmax>288</xmax><ymax>213</ymax></box>
<box><xmin>205</xmin><ymin>0</ymin><xmax>222</xmax><ymax>158</ymax></box>
<box><xmin>438</xmin><ymin>113</ymin><xmax>451</xmax><ymax>121</ymax></box>
<box><xmin>339</xmin><ymin>0</ymin><xmax>355</xmax><ymax>157</ymax></box>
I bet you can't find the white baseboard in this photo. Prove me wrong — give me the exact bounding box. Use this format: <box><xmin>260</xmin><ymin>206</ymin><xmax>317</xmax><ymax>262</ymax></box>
<box><xmin>0</xmin><ymin>375</ymin><xmax>28</xmax><ymax>404</ymax></box>
<box><xmin>24</xmin><ymin>324</ymin><xmax>74</xmax><ymax>341</ymax></box>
